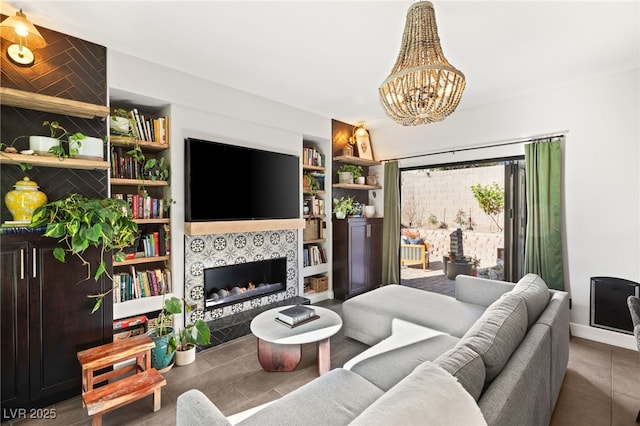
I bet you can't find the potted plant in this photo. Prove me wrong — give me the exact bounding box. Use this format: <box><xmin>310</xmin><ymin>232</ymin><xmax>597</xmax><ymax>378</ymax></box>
<box><xmin>110</xmin><ymin>108</ymin><xmax>135</xmax><ymax>136</ymax></box>
<box><xmin>333</xmin><ymin>196</ymin><xmax>357</xmax><ymax>219</ymax></box>
<box><xmin>175</xmin><ymin>317</ymin><xmax>211</xmax><ymax>366</ymax></box>
<box><xmin>29</xmin><ymin>194</ymin><xmax>139</xmax><ymax>313</ymax></box>
<box><xmin>147</xmin><ymin>295</ymin><xmax>182</xmax><ymax>371</ymax></box>
<box><xmin>471</xmin><ymin>256</ymin><xmax>481</xmax><ymax>276</ymax></box>
<box><xmin>303</xmin><ymin>173</ymin><xmax>320</xmax><ymax>195</ymax></box>
<box><xmin>337</xmin><ymin>164</ymin><xmax>363</xmax><ymax>184</ymax></box>
<box><xmin>31</xmin><ymin>121</ymin><xmax>86</xmax><ymax>159</ymax></box>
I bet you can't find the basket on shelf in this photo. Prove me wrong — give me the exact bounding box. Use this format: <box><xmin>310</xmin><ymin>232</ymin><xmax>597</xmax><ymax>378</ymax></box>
<box><xmin>310</xmin><ymin>275</ymin><xmax>328</xmax><ymax>292</ymax></box>
<box><xmin>303</xmin><ymin>218</ymin><xmax>321</xmax><ymax>241</ymax></box>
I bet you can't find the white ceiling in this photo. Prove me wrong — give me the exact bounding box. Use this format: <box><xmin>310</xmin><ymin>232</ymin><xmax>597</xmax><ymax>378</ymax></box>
<box><xmin>4</xmin><ymin>1</ymin><xmax>639</xmax><ymax>159</ymax></box>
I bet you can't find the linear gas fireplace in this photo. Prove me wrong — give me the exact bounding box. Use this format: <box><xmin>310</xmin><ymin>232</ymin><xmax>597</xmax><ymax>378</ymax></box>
<box><xmin>204</xmin><ymin>257</ymin><xmax>287</xmax><ymax>310</ymax></box>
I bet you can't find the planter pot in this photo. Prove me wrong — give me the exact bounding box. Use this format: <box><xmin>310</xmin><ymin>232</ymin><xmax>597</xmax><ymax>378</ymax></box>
<box><xmin>364</xmin><ymin>205</ymin><xmax>376</xmax><ymax>218</ymax></box>
<box><xmin>356</xmin><ymin>176</ymin><xmax>365</xmax><ymax>185</ymax></box>
<box><xmin>335</xmin><ymin>211</ymin><xmax>346</xmax><ymax>219</ymax></box>
<box><xmin>71</xmin><ymin>136</ymin><xmax>104</xmax><ymax>160</ymax></box>
<box><xmin>338</xmin><ymin>172</ymin><xmax>353</xmax><ymax>184</ymax></box>
<box><xmin>29</xmin><ymin>136</ymin><xmax>59</xmax><ymax>156</ymax></box>
<box><xmin>110</xmin><ymin>116</ymin><xmax>130</xmax><ymax>135</ymax></box>
<box><xmin>147</xmin><ymin>327</ymin><xmax>175</xmax><ymax>370</ymax></box>
<box><xmin>175</xmin><ymin>345</ymin><xmax>196</xmax><ymax>366</ymax></box>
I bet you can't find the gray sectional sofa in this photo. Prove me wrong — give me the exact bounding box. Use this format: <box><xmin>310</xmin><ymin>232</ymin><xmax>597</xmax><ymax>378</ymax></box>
<box><xmin>177</xmin><ymin>273</ymin><xmax>570</xmax><ymax>426</ymax></box>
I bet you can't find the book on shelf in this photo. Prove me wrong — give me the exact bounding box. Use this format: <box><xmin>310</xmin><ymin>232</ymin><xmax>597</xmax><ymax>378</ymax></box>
<box><xmin>114</xmin><ymin>267</ymin><xmax>172</xmax><ymax>303</ymax></box>
<box><xmin>113</xmin><ymin>315</ymin><xmax>147</xmax><ymax>330</ymax></box>
<box><xmin>277</xmin><ymin>304</ymin><xmax>316</xmax><ymax>326</ymax></box>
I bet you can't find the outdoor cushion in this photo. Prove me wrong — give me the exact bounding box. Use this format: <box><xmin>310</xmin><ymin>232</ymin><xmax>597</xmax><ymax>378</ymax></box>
<box><xmin>458</xmin><ymin>293</ymin><xmax>528</xmax><ymax>384</ymax></box>
<box><xmin>509</xmin><ymin>273</ymin><xmax>550</xmax><ymax>328</ymax></box>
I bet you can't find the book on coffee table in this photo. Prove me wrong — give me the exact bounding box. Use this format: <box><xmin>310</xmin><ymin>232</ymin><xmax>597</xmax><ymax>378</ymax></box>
<box><xmin>277</xmin><ymin>305</ymin><xmax>316</xmax><ymax>326</ymax></box>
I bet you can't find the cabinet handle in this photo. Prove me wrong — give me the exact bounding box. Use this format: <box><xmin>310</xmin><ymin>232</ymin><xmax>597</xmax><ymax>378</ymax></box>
<box><xmin>32</xmin><ymin>248</ymin><xmax>37</xmax><ymax>279</ymax></box>
<box><xmin>20</xmin><ymin>248</ymin><xmax>25</xmax><ymax>280</ymax></box>
<box><xmin>366</xmin><ymin>223</ymin><xmax>371</xmax><ymax>237</ymax></box>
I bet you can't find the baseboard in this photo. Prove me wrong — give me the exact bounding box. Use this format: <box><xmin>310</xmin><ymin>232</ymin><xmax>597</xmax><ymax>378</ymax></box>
<box><xmin>570</xmin><ymin>322</ymin><xmax>637</xmax><ymax>350</ymax></box>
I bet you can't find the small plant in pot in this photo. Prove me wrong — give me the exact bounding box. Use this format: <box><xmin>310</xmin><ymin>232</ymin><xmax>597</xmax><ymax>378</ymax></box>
<box><xmin>175</xmin><ymin>317</ymin><xmax>211</xmax><ymax>366</ymax></box>
<box><xmin>333</xmin><ymin>196</ymin><xmax>357</xmax><ymax>219</ymax></box>
<box><xmin>337</xmin><ymin>164</ymin><xmax>363</xmax><ymax>184</ymax></box>
<box><xmin>110</xmin><ymin>108</ymin><xmax>135</xmax><ymax>137</ymax></box>
<box><xmin>147</xmin><ymin>295</ymin><xmax>182</xmax><ymax>371</ymax></box>
<box><xmin>32</xmin><ymin>121</ymin><xmax>86</xmax><ymax>160</ymax></box>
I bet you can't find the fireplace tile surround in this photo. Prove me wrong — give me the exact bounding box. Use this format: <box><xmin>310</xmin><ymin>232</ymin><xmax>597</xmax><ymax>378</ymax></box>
<box><xmin>184</xmin><ymin>229</ymin><xmax>300</xmax><ymax>328</ymax></box>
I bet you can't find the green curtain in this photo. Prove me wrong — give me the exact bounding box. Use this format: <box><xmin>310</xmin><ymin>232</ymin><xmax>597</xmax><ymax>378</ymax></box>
<box><xmin>524</xmin><ymin>139</ymin><xmax>565</xmax><ymax>290</ymax></box>
<box><xmin>382</xmin><ymin>161</ymin><xmax>400</xmax><ymax>285</ymax></box>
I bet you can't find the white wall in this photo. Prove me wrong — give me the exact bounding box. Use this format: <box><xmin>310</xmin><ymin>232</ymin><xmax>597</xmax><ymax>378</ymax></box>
<box><xmin>395</xmin><ymin>68</ymin><xmax>640</xmax><ymax>349</ymax></box>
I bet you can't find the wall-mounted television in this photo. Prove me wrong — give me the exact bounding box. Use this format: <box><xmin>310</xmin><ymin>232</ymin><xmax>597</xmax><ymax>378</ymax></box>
<box><xmin>185</xmin><ymin>137</ymin><xmax>300</xmax><ymax>222</ymax></box>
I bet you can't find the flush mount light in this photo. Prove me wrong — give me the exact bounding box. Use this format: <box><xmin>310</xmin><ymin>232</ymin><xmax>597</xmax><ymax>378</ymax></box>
<box><xmin>0</xmin><ymin>9</ymin><xmax>47</xmax><ymax>66</ymax></box>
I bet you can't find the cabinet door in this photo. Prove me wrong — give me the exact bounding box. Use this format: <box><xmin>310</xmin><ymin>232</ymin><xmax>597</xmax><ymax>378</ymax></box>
<box><xmin>1</xmin><ymin>240</ymin><xmax>30</xmax><ymax>413</ymax></box>
<box><xmin>28</xmin><ymin>237</ymin><xmax>113</xmax><ymax>406</ymax></box>
<box><xmin>348</xmin><ymin>221</ymin><xmax>369</xmax><ymax>296</ymax></box>
<box><xmin>366</xmin><ymin>219</ymin><xmax>383</xmax><ymax>290</ymax></box>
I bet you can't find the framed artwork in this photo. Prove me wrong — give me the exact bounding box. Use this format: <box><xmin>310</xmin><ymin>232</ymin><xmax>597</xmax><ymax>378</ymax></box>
<box><xmin>355</xmin><ymin>131</ymin><xmax>373</xmax><ymax>160</ymax></box>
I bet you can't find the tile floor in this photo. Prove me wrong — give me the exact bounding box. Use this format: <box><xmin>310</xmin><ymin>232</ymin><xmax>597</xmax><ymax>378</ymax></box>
<box><xmin>8</xmin><ymin>298</ymin><xmax>640</xmax><ymax>426</ymax></box>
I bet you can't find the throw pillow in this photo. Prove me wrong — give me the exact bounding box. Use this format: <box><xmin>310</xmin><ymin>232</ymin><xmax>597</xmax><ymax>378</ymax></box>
<box><xmin>510</xmin><ymin>273</ymin><xmax>550</xmax><ymax>328</ymax></box>
<box><xmin>458</xmin><ymin>294</ymin><xmax>528</xmax><ymax>384</ymax></box>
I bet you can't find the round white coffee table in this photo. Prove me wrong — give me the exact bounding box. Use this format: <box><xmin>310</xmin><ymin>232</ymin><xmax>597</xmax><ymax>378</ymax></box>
<box><xmin>250</xmin><ymin>305</ymin><xmax>342</xmax><ymax>375</ymax></box>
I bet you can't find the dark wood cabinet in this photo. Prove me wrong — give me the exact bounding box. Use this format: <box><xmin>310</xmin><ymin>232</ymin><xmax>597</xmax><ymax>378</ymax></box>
<box><xmin>1</xmin><ymin>234</ymin><xmax>113</xmax><ymax>419</ymax></box>
<box><xmin>332</xmin><ymin>217</ymin><xmax>383</xmax><ymax>300</ymax></box>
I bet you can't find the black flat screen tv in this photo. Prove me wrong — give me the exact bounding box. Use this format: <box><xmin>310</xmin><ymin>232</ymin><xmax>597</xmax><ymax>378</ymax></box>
<box><xmin>185</xmin><ymin>137</ymin><xmax>300</xmax><ymax>221</ymax></box>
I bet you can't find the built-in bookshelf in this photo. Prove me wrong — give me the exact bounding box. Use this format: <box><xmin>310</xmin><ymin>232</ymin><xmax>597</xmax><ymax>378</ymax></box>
<box><xmin>302</xmin><ymin>141</ymin><xmax>332</xmax><ymax>302</ymax></box>
<box><xmin>109</xmin><ymin>103</ymin><xmax>172</xmax><ymax>321</ymax></box>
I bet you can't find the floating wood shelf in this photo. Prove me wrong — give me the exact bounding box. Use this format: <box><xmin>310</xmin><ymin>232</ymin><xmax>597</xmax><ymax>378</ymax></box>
<box><xmin>0</xmin><ymin>152</ymin><xmax>110</xmax><ymax>170</ymax></box>
<box><xmin>332</xmin><ymin>183</ymin><xmax>382</xmax><ymax>190</ymax></box>
<box><xmin>110</xmin><ymin>137</ymin><xmax>170</xmax><ymax>152</ymax></box>
<box><xmin>185</xmin><ymin>218</ymin><xmax>305</xmax><ymax>236</ymax></box>
<box><xmin>113</xmin><ymin>255</ymin><xmax>170</xmax><ymax>267</ymax></box>
<box><xmin>302</xmin><ymin>164</ymin><xmax>325</xmax><ymax>171</ymax></box>
<box><xmin>0</xmin><ymin>87</ymin><xmax>110</xmax><ymax>119</ymax></box>
<box><xmin>332</xmin><ymin>155</ymin><xmax>381</xmax><ymax>167</ymax></box>
<box><xmin>110</xmin><ymin>178</ymin><xmax>168</xmax><ymax>187</ymax></box>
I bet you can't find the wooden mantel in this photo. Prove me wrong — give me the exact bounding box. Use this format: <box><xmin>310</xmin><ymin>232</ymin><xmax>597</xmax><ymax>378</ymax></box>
<box><xmin>185</xmin><ymin>218</ymin><xmax>305</xmax><ymax>236</ymax></box>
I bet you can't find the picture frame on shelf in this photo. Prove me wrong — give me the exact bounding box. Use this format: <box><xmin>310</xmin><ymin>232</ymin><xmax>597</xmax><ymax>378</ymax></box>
<box><xmin>355</xmin><ymin>130</ymin><xmax>373</xmax><ymax>160</ymax></box>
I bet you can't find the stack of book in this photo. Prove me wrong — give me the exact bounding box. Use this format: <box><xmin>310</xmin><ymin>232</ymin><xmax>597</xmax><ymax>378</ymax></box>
<box><xmin>275</xmin><ymin>305</ymin><xmax>318</xmax><ymax>328</ymax></box>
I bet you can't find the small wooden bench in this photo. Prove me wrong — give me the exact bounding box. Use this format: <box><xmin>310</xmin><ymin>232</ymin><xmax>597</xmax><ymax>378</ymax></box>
<box><xmin>82</xmin><ymin>368</ymin><xmax>166</xmax><ymax>426</ymax></box>
<box><xmin>77</xmin><ymin>334</ymin><xmax>166</xmax><ymax>425</ymax></box>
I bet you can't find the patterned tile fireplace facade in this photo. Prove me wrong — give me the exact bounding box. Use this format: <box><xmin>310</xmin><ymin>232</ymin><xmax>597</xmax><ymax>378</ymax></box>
<box><xmin>184</xmin><ymin>229</ymin><xmax>300</xmax><ymax>328</ymax></box>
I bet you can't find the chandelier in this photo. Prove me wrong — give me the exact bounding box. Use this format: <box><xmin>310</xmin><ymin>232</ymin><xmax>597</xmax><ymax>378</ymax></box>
<box><xmin>379</xmin><ymin>1</ymin><xmax>465</xmax><ymax>126</ymax></box>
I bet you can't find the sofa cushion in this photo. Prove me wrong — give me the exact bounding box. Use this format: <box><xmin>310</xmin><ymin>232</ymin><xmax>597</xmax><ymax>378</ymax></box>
<box><xmin>434</xmin><ymin>344</ymin><xmax>486</xmax><ymax>401</ymax></box>
<box><xmin>350</xmin><ymin>361</ymin><xmax>487</xmax><ymax>426</ymax></box>
<box><xmin>348</xmin><ymin>334</ymin><xmax>460</xmax><ymax>391</ymax></box>
<box><xmin>343</xmin><ymin>285</ymin><xmax>487</xmax><ymax>345</ymax></box>
<box><xmin>237</xmin><ymin>368</ymin><xmax>384</xmax><ymax>426</ymax></box>
<box><xmin>509</xmin><ymin>273</ymin><xmax>550</xmax><ymax>328</ymax></box>
<box><xmin>459</xmin><ymin>294</ymin><xmax>528</xmax><ymax>384</ymax></box>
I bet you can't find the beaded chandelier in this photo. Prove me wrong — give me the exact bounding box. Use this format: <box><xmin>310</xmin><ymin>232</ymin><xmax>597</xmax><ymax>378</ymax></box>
<box><xmin>379</xmin><ymin>1</ymin><xmax>465</xmax><ymax>126</ymax></box>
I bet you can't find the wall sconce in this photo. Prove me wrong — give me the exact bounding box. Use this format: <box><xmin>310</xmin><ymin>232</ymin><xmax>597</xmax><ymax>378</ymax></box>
<box><xmin>0</xmin><ymin>9</ymin><xmax>47</xmax><ymax>66</ymax></box>
<box><xmin>348</xmin><ymin>125</ymin><xmax>369</xmax><ymax>146</ymax></box>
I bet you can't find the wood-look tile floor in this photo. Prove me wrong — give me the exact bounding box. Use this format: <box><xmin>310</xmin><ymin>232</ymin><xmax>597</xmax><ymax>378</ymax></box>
<box><xmin>8</xmin><ymin>298</ymin><xmax>640</xmax><ymax>426</ymax></box>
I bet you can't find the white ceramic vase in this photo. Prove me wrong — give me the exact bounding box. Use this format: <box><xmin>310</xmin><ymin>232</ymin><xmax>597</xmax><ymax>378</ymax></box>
<box><xmin>356</xmin><ymin>176</ymin><xmax>365</xmax><ymax>185</ymax></box>
<box><xmin>335</xmin><ymin>211</ymin><xmax>346</xmax><ymax>219</ymax></box>
<box><xmin>110</xmin><ymin>116</ymin><xmax>130</xmax><ymax>135</ymax></box>
<box><xmin>29</xmin><ymin>136</ymin><xmax>59</xmax><ymax>156</ymax></box>
<box><xmin>364</xmin><ymin>205</ymin><xmax>376</xmax><ymax>218</ymax></box>
<box><xmin>175</xmin><ymin>345</ymin><xmax>196</xmax><ymax>366</ymax></box>
<box><xmin>338</xmin><ymin>172</ymin><xmax>353</xmax><ymax>184</ymax></box>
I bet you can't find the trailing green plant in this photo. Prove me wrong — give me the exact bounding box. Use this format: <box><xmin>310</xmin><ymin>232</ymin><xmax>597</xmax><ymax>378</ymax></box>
<box><xmin>470</xmin><ymin>182</ymin><xmax>505</xmax><ymax>231</ymax></box>
<box><xmin>42</xmin><ymin>121</ymin><xmax>86</xmax><ymax>160</ymax></box>
<box><xmin>127</xmin><ymin>144</ymin><xmax>170</xmax><ymax>182</ymax></box>
<box><xmin>110</xmin><ymin>108</ymin><xmax>136</xmax><ymax>137</ymax></box>
<box><xmin>152</xmin><ymin>296</ymin><xmax>211</xmax><ymax>357</ymax></box>
<box><xmin>0</xmin><ymin>135</ymin><xmax>32</xmax><ymax>171</ymax></box>
<box><xmin>337</xmin><ymin>164</ymin><xmax>363</xmax><ymax>180</ymax></box>
<box><xmin>304</xmin><ymin>173</ymin><xmax>320</xmax><ymax>194</ymax></box>
<box><xmin>30</xmin><ymin>194</ymin><xmax>139</xmax><ymax>313</ymax></box>
<box><xmin>333</xmin><ymin>196</ymin><xmax>357</xmax><ymax>216</ymax></box>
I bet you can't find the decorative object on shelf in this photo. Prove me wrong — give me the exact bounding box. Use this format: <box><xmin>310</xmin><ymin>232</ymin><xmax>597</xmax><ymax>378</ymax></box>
<box><xmin>303</xmin><ymin>173</ymin><xmax>320</xmax><ymax>195</ymax></box>
<box><xmin>30</xmin><ymin>194</ymin><xmax>139</xmax><ymax>313</ymax></box>
<box><xmin>356</xmin><ymin>176</ymin><xmax>366</xmax><ymax>185</ymax></box>
<box><xmin>4</xmin><ymin>176</ymin><xmax>47</xmax><ymax>223</ymax></box>
<box><xmin>337</xmin><ymin>164</ymin><xmax>363</xmax><ymax>184</ymax></box>
<box><xmin>366</xmin><ymin>174</ymin><xmax>377</xmax><ymax>186</ymax></box>
<box><xmin>349</xmin><ymin>125</ymin><xmax>373</xmax><ymax>160</ymax></box>
<box><xmin>364</xmin><ymin>205</ymin><xmax>376</xmax><ymax>218</ymax></box>
<box><xmin>110</xmin><ymin>108</ymin><xmax>135</xmax><ymax>136</ymax></box>
<box><xmin>0</xmin><ymin>9</ymin><xmax>47</xmax><ymax>67</ymax></box>
<box><xmin>379</xmin><ymin>1</ymin><xmax>465</xmax><ymax>126</ymax></box>
<box><xmin>333</xmin><ymin>196</ymin><xmax>357</xmax><ymax>219</ymax></box>
<box><xmin>342</xmin><ymin>145</ymin><xmax>353</xmax><ymax>156</ymax></box>
<box><xmin>30</xmin><ymin>121</ymin><xmax>86</xmax><ymax>159</ymax></box>
<box><xmin>70</xmin><ymin>136</ymin><xmax>105</xmax><ymax>160</ymax></box>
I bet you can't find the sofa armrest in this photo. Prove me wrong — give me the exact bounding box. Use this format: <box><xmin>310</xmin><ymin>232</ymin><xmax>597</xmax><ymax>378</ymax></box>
<box><xmin>177</xmin><ymin>389</ymin><xmax>232</xmax><ymax>426</ymax></box>
<box><xmin>455</xmin><ymin>275</ymin><xmax>515</xmax><ymax>307</ymax></box>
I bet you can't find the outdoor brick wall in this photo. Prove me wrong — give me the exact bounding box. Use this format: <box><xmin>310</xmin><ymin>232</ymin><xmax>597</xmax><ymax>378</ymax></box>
<box><xmin>401</xmin><ymin>165</ymin><xmax>504</xmax><ymax>233</ymax></box>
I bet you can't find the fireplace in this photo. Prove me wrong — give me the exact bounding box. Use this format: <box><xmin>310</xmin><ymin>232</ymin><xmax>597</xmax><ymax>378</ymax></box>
<box><xmin>204</xmin><ymin>257</ymin><xmax>287</xmax><ymax>310</ymax></box>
